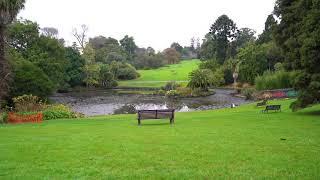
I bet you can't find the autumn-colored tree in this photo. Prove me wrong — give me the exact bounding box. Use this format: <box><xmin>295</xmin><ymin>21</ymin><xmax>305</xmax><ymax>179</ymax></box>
<box><xmin>163</xmin><ymin>48</ymin><xmax>181</xmax><ymax>64</ymax></box>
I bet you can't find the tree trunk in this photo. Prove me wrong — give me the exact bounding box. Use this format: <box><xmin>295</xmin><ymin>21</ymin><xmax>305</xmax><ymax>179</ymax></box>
<box><xmin>0</xmin><ymin>26</ymin><xmax>10</xmax><ymax>101</ymax></box>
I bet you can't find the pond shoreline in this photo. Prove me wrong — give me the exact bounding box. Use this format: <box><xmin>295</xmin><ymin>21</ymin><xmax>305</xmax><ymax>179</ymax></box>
<box><xmin>50</xmin><ymin>88</ymin><xmax>251</xmax><ymax>116</ymax></box>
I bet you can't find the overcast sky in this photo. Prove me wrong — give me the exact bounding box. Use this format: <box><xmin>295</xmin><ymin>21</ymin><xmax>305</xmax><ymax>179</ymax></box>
<box><xmin>19</xmin><ymin>0</ymin><xmax>276</xmax><ymax>51</ymax></box>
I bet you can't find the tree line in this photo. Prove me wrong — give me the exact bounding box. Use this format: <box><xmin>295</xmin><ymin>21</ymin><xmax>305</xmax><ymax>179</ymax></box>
<box><xmin>192</xmin><ymin>0</ymin><xmax>319</xmax><ymax>111</ymax></box>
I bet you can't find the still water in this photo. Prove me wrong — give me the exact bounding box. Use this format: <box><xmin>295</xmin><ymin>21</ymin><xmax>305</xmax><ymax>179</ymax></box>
<box><xmin>50</xmin><ymin>89</ymin><xmax>251</xmax><ymax>116</ymax></box>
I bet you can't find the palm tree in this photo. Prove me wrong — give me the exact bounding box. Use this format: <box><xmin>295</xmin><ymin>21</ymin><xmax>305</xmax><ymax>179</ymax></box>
<box><xmin>0</xmin><ymin>0</ymin><xmax>25</xmax><ymax>100</ymax></box>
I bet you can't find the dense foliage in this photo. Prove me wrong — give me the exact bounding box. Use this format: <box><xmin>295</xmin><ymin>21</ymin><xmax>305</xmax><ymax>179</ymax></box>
<box><xmin>273</xmin><ymin>0</ymin><xmax>320</xmax><ymax>111</ymax></box>
<box><xmin>255</xmin><ymin>70</ymin><xmax>299</xmax><ymax>91</ymax></box>
<box><xmin>188</xmin><ymin>69</ymin><xmax>214</xmax><ymax>91</ymax></box>
<box><xmin>0</xmin><ymin>0</ymin><xmax>25</xmax><ymax>101</ymax></box>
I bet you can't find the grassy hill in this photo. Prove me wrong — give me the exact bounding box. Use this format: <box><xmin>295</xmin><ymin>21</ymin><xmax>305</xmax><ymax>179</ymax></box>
<box><xmin>119</xmin><ymin>59</ymin><xmax>200</xmax><ymax>88</ymax></box>
<box><xmin>1</xmin><ymin>99</ymin><xmax>320</xmax><ymax>179</ymax></box>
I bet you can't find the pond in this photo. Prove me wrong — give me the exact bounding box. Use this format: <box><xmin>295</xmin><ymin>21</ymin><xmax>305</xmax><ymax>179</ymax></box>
<box><xmin>50</xmin><ymin>89</ymin><xmax>252</xmax><ymax>116</ymax></box>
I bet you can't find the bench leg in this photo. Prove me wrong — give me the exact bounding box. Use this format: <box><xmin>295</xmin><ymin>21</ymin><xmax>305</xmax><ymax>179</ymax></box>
<box><xmin>170</xmin><ymin>118</ymin><xmax>174</xmax><ymax>124</ymax></box>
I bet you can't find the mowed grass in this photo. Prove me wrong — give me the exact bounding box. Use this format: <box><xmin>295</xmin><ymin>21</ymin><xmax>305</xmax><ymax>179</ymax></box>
<box><xmin>119</xmin><ymin>59</ymin><xmax>200</xmax><ymax>88</ymax></box>
<box><xmin>0</xmin><ymin>99</ymin><xmax>320</xmax><ymax>179</ymax></box>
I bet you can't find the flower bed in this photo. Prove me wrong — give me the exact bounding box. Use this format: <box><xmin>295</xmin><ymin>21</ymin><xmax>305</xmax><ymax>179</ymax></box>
<box><xmin>8</xmin><ymin>112</ymin><xmax>43</xmax><ymax>124</ymax></box>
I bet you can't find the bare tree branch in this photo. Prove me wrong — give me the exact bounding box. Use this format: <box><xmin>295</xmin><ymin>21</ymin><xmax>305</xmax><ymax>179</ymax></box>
<box><xmin>72</xmin><ymin>24</ymin><xmax>88</xmax><ymax>51</ymax></box>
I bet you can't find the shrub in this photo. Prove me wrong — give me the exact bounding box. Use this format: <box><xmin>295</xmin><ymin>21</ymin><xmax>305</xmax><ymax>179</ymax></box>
<box><xmin>163</xmin><ymin>81</ymin><xmax>181</xmax><ymax>91</ymax></box>
<box><xmin>99</xmin><ymin>65</ymin><xmax>118</xmax><ymax>88</ymax></box>
<box><xmin>188</xmin><ymin>69</ymin><xmax>214</xmax><ymax>91</ymax></box>
<box><xmin>110</xmin><ymin>61</ymin><xmax>140</xmax><ymax>80</ymax></box>
<box><xmin>212</xmin><ymin>67</ymin><xmax>225</xmax><ymax>87</ymax></box>
<box><xmin>12</xmin><ymin>94</ymin><xmax>44</xmax><ymax>112</ymax></box>
<box><xmin>157</xmin><ymin>89</ymin><xmax>166</xmax><ymax>95</ymax></box>
<box><xmin>42</xmin><ymin>104</ymin><xmax>81</xmax><ymax>120</ymax></box>
<box><xmin>199</xmin><ymin>60</ymin><xmax>220</xmax><ymax>71</ymax></box>
<box><xmin>241</xmin><ymin>88</ymin><xmax>257</xmax><ymax>100</ymax></box>
<box><xmin>241</xmin><ymin>88</ymin><xmax>256</xmax><ymax>99</ymax></box>
<box><xmin>255</xmin><ymin>70</ymin><xmax>299</xmax><ymax>90</ymax></box>
<box><xmin>176</xmin><ymin>87</ymin><xmax>193</xmax><ymax>97</ymax></box>
<box><xmin>11</xmin><ymin>60</ymin><xmax>55</xmax><ymax>98</ymax></box>
<box><xmin>0</xmin><ymin>112</ymin><xmax>8</xmax><ymax>124</ymax></box>
<box><xmin>165</xmin><ymin>90</ymin><xmax>181</xmax><ymax>98</ymax></box>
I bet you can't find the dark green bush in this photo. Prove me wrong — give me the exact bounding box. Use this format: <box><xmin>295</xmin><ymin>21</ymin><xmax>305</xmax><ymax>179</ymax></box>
<box><xmin>255</xmin><ymin>70</ymin><xmax>299</xmax><ymax>90</ymax></box>
<box><xmin>188</xmin><ymin>69</ymin><xmax>214</xmax><ymax>91</ymax></box>
<box><xmin>11</xmin><ymin>60</ymin><xmax>55</xmax><ymax>99</ymax></box>
<box><xmin>109</xmin><ymin>61</ymin><xmax>140</xmax><ymax>80</ymax></box>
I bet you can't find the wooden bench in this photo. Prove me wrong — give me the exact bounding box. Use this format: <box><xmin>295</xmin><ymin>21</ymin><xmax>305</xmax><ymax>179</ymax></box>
<box><xmin>262</xmin><ymin>105</ymin><xmax>281</xmax><ymax>113</ymax></box>
<box><xmin>257</xmin><ymin>99</ymin><xmax>268</xmax><ymax>107</ymax></box>
<box><xmin>137</xmin><ymin>109</ymin><xmax>175</xmax><ymax>125</ymax></box>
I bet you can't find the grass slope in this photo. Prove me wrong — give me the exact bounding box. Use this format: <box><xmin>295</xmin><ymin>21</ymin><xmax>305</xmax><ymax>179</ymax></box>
<box><xmin>0</xmin><ymin>99</ymin><xmax>320</xmax><ymax>179</ymax></box>
<box><xmin>119</xmin><ymin>59</ymin><xmax>200</xmax><ymax>88</ymax></box>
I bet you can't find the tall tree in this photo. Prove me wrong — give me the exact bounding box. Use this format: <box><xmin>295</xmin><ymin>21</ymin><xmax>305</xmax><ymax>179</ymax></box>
<box><xmin>273</xmin><ymin>0</ymin><xmax>320</xmax><ymax>111</ymax></box>
<box><xmin>257</xmin><ymin>14</ymin><xmax>277</xmax><ymax>44</ymax></box>
<box><xmin>82</xmin><ymin>43</ymin><xmax>100</xmax><ymax>87</ymax></box>
<box><xmin>200</xmin><ymin>33</ymin><xmax>216</xmax><ymax>60</ymax></box>
<box><xmin>120</xmin><ymin>35</ymin><xmax>137</xmax><ymax>61</ymax></box>
<box><xmin>235</xmin><ymin>28</ymin><xmax>256</xmax><ymax>48</ymax></box>
<box><xmin>41</xmin><ymin>27</ymin><xmax>58</xmax><ymax>38</ymax></box>
<box><xmin>163</xmin><ymin>48</ymin><xmax>181</xmax><ymax>64</ymax></box>
<box><xmin>72</xmin><ymin>24</ymin><xmax>88</xmax><ymax>51</ymax></box>
<box><xmin>209</xmin><ymin>15</ymin><xmax>237</xmax><ymax>64</ymax></box>
<box><xmin>170</xmin><ymin>42</ymin><xmax>183</xmax><ymax>54</ymax></box>
<box><xmin>237</xmin><ymin>43</ymin><xmax>268</xmax><ymax>84</ymax></box>
<box><xmin>0</xmin><ymin>0</ymin><xmax>25</xmax><ymax>101</ymax></box>
<box><xmin>190</xmin><ymin>37</ymin><xmax>195</xmax><ymax>51</ymax></box>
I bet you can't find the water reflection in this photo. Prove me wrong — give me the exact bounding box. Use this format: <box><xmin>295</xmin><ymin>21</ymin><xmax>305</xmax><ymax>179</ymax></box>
<box><xmin>50</xmin><ymin>89</ymin><xmax>251</xmax><ymax>116</ymax></box>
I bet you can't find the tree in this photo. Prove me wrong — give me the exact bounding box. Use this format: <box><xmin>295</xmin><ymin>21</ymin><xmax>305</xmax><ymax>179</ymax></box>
<box><xmin>41</xmin><ymin>27</ymin><xmax>58</xmax><ymax>38</ymax></box>
<box><xmin>99</xmin><ymin>64</ymin><xmax>117</xmax><ymax>88</ymax></box>
<box><xmin>237</xmin><ymin>43</ymin><xmax>268</xmax><ymax>84</ymax></box>
<box><xmin>109</xmin><ymin>61</ymin><xmax>139</xmax><ymax>80</ymax></box>
<box><xmin>235</xmin><ymin>28</ymin><xmax>256</xmax><ymax>48</ymax></box>
<box><xmin>91</xmin><ymin>36</ymin><xmax>126</xmax><ymax>64</ymax></box>
<box><xmin>120</xmin><ymin>35</ymin><xmax>137</xmax><ymax>61</ymax></box>
<box><xmin>133</xmin><ymin>50</ymin><xmax>165</xmax><ymax>69</ymax></box>
<box><xmin>72</xmin><ymin>24</ymin><xmax>88</xmax><ymax>50</ymax></box>
<box><xmin>82</xmin><ymin>43</ymin><xmax>99</xmax><ymax>87</ymax></box>
<box><xmin>190</xmin><ymin>37</ymin><xmax>195</xmax><ymax>50</ymax></box>
<box><xmin>146</xmin><ymin>47</ymin><xmax>155</xmax><ymax>55</ymax></box>
<box><xmin>200</xmin><ymin>33</ymin><xmax>216</xmax><ymax>60</ymax></box>
<box><xmin>89</xmin><ymin>35</ymin><xmax>108</xmax><ymax>49</ymax></box>
<box><xmin>273</xmin><ymin>0</ymin><xmax>320</xmax><ymax>111</ymax></box>
<box><xmin>163</xmin><ymin>48</ymin><xmax>181</xmax><ymax>64</ymax></box>
<box><xmin>11</xmin><ymin>59</ymin><xmax>54</xmax><ymax>99</ymax></box>
<box><xmin>170</xmin><ymin>42</ymin><xmax>183</xmax><ymax>54</ymax></box>
<box><xmin>7</xmin><ymin>20</ymin><xmax>68</xmax><ymax>90</ymax></box>
<box><xmin>0</xmin><ymin>0</ymin><xmax>25</xmax><ymax>101</ymax></box>
<box><xmin>257</xmin><ymin>14</ymin><xmax>277</xmax><ymax>44</ymax></box>
<box><xmin>65</xmin><ymin>47</ymin><xmax>85</xmax><ymax>87</ymax></box>
<box><xmin>210</xmin><ymin>15</ymin><xmax>237</xmax><ymax>64</ymax></box>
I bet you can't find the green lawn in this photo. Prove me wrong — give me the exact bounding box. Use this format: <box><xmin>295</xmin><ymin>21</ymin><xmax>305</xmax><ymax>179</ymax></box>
<box><xmin>119</xmin><ymin>59</ymin><xmax>200</xmax><ymax>88</ymax></box>
<box><xmin>1</xmin><ymin>99</ymin><xmax>320</xmax><ymax>179</ymax></box>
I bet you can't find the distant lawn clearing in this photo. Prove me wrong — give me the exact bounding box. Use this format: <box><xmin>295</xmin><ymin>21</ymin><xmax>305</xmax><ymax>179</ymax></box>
<box><xmin>1</xmin><ymin>99</ymin><xmax>320</xmax><ymax>179</ymax></box>
<box><xmin>119</xmin><ymin>59</ymin><xmax>200</xmax><ymax>88</ymax></box>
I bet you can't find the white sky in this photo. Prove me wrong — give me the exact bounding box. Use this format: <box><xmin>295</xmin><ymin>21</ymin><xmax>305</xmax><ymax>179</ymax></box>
<box><xmin>19</xmin><ymin>0</ymin><xmax>276</xmax><ymax>51</ymax></box>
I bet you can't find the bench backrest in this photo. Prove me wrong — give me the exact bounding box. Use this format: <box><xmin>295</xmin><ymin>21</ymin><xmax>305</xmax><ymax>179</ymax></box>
<box><xmin>138</xmin><ymin>109</ymin><xmax>174</xmax><ymax>120</ymax></box>
<box><xmin>266</xmin><ymin>105</ymin><xmax>281</xmax><ymax>110</ymax></box>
